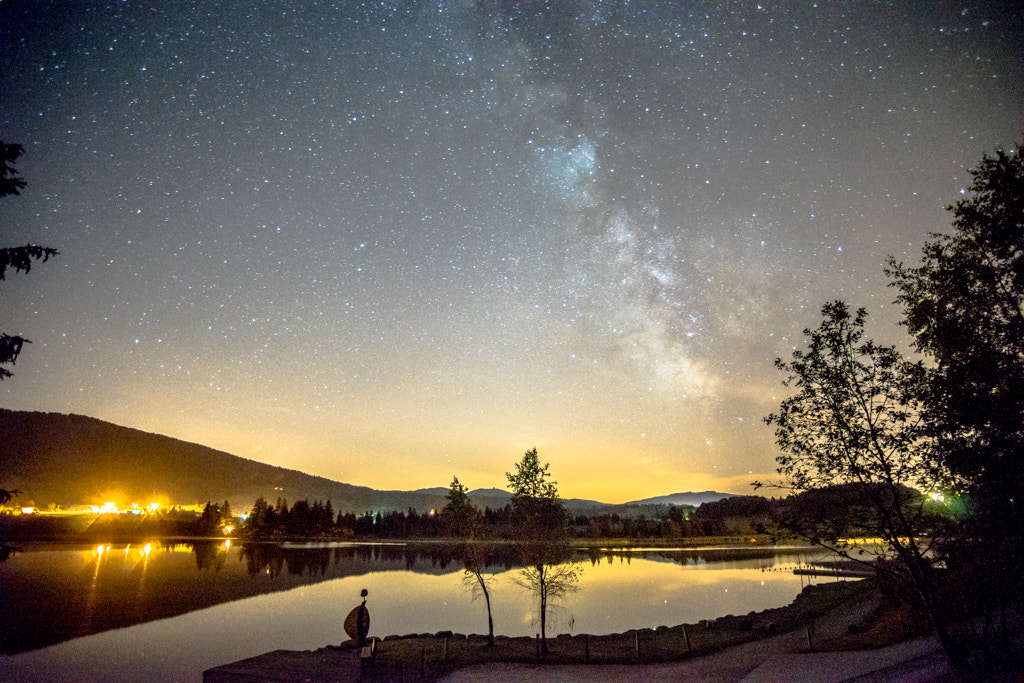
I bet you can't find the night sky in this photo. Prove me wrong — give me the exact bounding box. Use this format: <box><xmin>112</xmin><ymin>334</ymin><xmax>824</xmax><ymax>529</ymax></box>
<box><xmin>2</xmin><ymin>2</ymin><xmax>1021</xmax><ymax>502</ymax></box>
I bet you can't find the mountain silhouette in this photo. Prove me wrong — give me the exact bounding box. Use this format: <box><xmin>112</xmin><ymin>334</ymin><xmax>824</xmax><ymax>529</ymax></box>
<box><xmin>0</xmin><ymin>409</ymin><xmax>736</xmax><ymax>514</ymax></box>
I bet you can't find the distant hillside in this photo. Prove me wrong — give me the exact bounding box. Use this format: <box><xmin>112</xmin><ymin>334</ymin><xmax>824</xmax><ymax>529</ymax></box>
<box><xmin>625</xmin><ymin>491</ymin><xmax>739</xmax><ymax>507</ymax></box>
<box><xmin>0</xmin><ymin>409</ymin><xmax>742</xmax><ymax>517</ymax></box>
<box><xmin>0</xmin><ymin>410</ymin><xmax>444</xmax><ymax>513</ymax></box>
<box><xmin>459</xmin><ymin>488</ymin><xmax>612</xmax><ymax>514</ymax></box>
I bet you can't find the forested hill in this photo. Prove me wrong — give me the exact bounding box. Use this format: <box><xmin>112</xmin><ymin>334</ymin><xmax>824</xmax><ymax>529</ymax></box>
<box><xmin>0</xmin><ymin>409</ymin><xmax>441</xmax><ymax>513</ymax></box>
<box><xmin>0</xmin><ymin>409</ymin><xmax>738</xmax><ymax>515</ymax></box>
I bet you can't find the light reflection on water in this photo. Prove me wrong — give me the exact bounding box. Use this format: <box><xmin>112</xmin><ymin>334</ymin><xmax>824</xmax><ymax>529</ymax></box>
<box><xmin>0</xmin><ymin>544</ymin><xmax>843</xmax><ymax>682</ymax></box>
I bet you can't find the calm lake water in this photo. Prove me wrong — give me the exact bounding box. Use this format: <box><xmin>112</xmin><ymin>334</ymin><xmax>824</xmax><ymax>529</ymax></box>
<box><xmin>0</xmin><ymin>541</ymin><xmax>845</xmax><ymax>682</ymax></box>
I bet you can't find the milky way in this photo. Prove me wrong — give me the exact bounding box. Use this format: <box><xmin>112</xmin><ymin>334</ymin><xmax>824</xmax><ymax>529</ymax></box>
<box><xmin>2</xmin><ymin>2</ymin><xmax>1021</xmax><ymax>501</ymax></box>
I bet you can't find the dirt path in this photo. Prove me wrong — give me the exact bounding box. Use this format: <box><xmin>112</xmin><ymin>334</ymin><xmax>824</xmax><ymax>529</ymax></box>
<box><xmin>437</xmin><ymin>586</ymin><xmax>950</xmax><ymax>682</ymax></box>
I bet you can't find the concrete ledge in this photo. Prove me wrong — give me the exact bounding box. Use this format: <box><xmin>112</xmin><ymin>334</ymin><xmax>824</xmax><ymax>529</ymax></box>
<box><xmin>204</xmin><ymin>647</ymin><xmax>362</xmax><ymax>683</ymax></box>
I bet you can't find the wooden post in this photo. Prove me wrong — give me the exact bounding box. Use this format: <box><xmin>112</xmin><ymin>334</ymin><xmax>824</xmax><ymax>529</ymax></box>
<box><xmin>682</xmin><ymin>624</ymin><xmax>691</xmax><ymax>653</ymax></box>
<box><xmin>634</xmin><ymin>631</ymin><xmax>640</xmax><ymax>660</ymax></box>
<box><xmin>805</xmin><ymin>626</ymin><xmax>813</xmax><ymax>652</ymax></box>
<box><xmin>443</xmin><ymin>636</ymin><xmax>449</xmax><ymax>661</ymax></box>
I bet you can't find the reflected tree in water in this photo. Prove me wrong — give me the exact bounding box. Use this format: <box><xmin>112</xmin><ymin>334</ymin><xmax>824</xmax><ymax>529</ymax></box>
<box><xmin>443</xmin><ymin>476</ymin><xmax>497</xmax><ymax>645</ymax></box>
<box><xmin>239</xmin><ymin>544</ymin><xmax>336</xmax><ymax>577</ymax></box>
<box><xmin>505</xmin><ymin>448</ymin><xmax>582</xmax><ymax>655</ymax></box>
<box><xmin>511</xmin><ymin>548</ymin><xmax>581</xmax><ymax>652</ymax></box>
<box><xmin>461</xmin><ymin>543</ymin><xmax>496</xmax><ymax>646</ymax></box>
<box><xmin>193</xmin><ymin>540</ymin><xmax>227</xmax><ymax>572</ymax></box>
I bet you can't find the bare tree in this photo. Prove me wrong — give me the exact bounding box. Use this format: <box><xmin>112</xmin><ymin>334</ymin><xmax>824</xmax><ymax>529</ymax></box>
<box><xmin>460</xmin><ymin>543</ymin><xmax>496</xmax><ymax>646</ymax></box>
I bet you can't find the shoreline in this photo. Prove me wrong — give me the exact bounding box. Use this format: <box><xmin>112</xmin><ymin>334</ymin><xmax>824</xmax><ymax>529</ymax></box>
<box><xmin>207</xmin><ymin>578</ymin><xmax>931</xmax><ymax>682</ymax></box>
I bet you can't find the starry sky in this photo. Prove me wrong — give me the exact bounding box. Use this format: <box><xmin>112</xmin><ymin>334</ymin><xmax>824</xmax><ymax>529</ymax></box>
<box><xmin>1</xmin><ymin>1</ymin><xmax>1021</xmax><ymax>503</ymax></box>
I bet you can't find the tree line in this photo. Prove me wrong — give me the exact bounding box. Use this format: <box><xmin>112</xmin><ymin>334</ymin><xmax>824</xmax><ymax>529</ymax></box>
<box><xmin>239</xmin><ymin>487</ymin><xmax>945</xmax><ymax>543</ymax></box>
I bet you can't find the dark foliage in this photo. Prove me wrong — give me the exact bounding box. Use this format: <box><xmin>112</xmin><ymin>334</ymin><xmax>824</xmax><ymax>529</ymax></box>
<box><xmin>0</xmin><ymin>244</ymin><xmax>60</xmax><ymax>283</ymax></box>
<box><xmin>889</xmin><ymin>146</ymin><xmax>1024</xmax><ymax>528</ymax></box>
<box><xmin>764</xmin><ymin>301</ymin><xmax>963</xmax><ymax>669</ymax></box>
<box><xmin>1</xmin><ymin>140</ymin><xmax>59</xmax><ymax>381</ymax></box>
<box><xmin>0</xmin><ymin>141</ymin><xmax>28</xmax><ymax>198</ymax></box>
<box><xmin>888</xmin><ymin>145</ymin><xmax>1024</xmax><ymax>676</ymax></box>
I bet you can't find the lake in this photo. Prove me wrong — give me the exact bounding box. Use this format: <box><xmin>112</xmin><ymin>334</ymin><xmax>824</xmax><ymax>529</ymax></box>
<box><xmin>0</xmin><ymin>541</ymin><xmax>846</xmax><ymax>681</ymax></box>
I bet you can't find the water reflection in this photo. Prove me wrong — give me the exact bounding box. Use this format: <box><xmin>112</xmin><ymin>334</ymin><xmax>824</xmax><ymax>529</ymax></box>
<box><xmin>0</xmin><ymin>541</ymin><xmax>840</xmax><ymax>671</ymax></box>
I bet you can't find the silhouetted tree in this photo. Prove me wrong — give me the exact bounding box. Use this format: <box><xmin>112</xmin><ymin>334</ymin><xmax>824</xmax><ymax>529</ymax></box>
<box><xmin>1</xmin><ymin>140</ymin><xmax>59</xmax><ymax>381</ymax></box>
<box><xmin>287</xmin><ymin>500</ymin><xmax>311</xmax><ymax>535</ymax></box>
<box><xmin>323</xmin><ymin>500</ymin><xmax>335</xmax><ymax>533</ymax></box>
<box><xmin>888</xmin><ymin>146</ymin><xmax>1024</xmax><ymax>511</ymax></box>
<box><xmin>404</xmin><ymin>507</ymin><xmax>420</xmax><ymax>536</ymax></box>
<box><xmin>506</xmin><ymin>447</ymin><xmax>569</xmax><ymax>542</ymax></box>
<box><xmin>195</xmin><ymin>501</ymin><xmax>223</xmax><ymax>536</ymax></box>
<box><xmin>245</xmin><ymin>496</ymin><xmax>271</xmax><ymax>536</ymax></box>
<box><xmin>0</xmin><ymin>141</ymin><xmax>28</xmax><ymax>198</ymax></box>
<box><xmin>220</xmin><ymin>500</ymin><xmax>233</xmax><ymax>525</ymax></box>
<box><xmin>337</xmin><ymin>511</ymin><xmax>357</xmax><ymax>537</ymax></box>
<box><xmin>1</xmin><ymin>141</ymin><xmax>60</xmax><ymax>509</ymax></box>
<box><xmin>888</xmin><ymin>145</ymin><xmax>1024</xmax><ymax>674</ymax></box>
<box><xmin>441</xmin><ymin>477</ymin><xmax>495</xmax><ymax>643</ymax></box>
<box><xmin>441</xmin><ymin>476</ymin><xmax>480</xmax><ymax>537</ymax></box>
<box><xmin>354</xmin><ymin>511</ymin><xmax>375</xmax><ymax>536</ymax></box>
<box><xmin>764</xmin><ymin>301</ymin><xmax>957</xmax><ymax>670</ymax></box>
<box><xmin>506</xmin><ymin>448</ymin><xmax>577</xmax><ymax>654</ymax></box>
